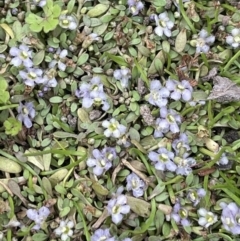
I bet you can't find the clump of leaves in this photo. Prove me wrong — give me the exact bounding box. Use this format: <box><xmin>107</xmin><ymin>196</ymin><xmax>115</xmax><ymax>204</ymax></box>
<box><xmin>0</xmin><ymin>76</ymin><xmax>10</xmax><ymax>104</ymax></box>
<box><xmin>4</xmin><ymin>117</ymin><xmax>22</xmax><ymax>136</ymax></box>
<box><xmin>26</xmin><ymin>0</ymin><xmax>61</xmax><ymax>33</ymax></box>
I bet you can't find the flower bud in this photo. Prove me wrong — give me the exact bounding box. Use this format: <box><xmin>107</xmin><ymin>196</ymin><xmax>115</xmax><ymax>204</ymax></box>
<box><xmin>205</xmin><ymin>138</ymin><xmax>219</xmax><ymax>153</ymax></box>
<box><xmin>88</xmin><ymin>138</ymin><xmax>95</xmax><ymax>145</ymax></box>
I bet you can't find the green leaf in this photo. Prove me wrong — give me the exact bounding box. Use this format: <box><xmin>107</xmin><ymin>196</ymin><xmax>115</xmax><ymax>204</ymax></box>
<box><xmin>4</xmin><ymin>117</ymin><xmax>22</xmax><ymax>136</ymax></box>
<box><xmin>33</xmin><ymin>50</ymin><xmax>45</xmax><ymax>65</ymax></box>
<box><xmin>29</xmin><ymin>23</ymin><xmax>43</xmax><ymax>33</ymax></box>
<box><xmin>43</xmin><ymin>18</ymin><xmax>58</xmax><ymax>33</ymax></box>
<box><xmin>52</xmin><ymin>4</ymin><xmax>61</xmax><ymax>18</ymax></box>
<box><xmin>32</xmin><ymin>233</ymin><xmax>48</xmax><ymax>241</ymax></box>
<box><xmin>0</xmin><ymin>156</ymin><xmax>22</xmax><ymax>173</ymax></box>
<box><xmin>134</xmin><ymin>59</ymin><xmax>150</xmax><ymax>87</ymax></box>
<box><xmin>67</xmin><ymin>0</ymin><xmax>76</xmax><ymax>13</ymax></box>
<box><xmin>0</xmin><ymin>90</ymin><xmax>10</xmax><ymax>104</ymax></box>
<box><xmin>49</xmin><ymin>96</ymin><xmax>63</xmax><ymax>103</ymax></box>
<box><xmin>152</xmin><ymin>0</ymin><xmax>166</xmax><ymax>7</ymax></box>
<box><xmin>129</xmin><ymin>127</ymin><xmax>140</xmax><ymax>142</ymax></box>
<box><xmin>26</xmin><ymin>13</ymin><xmax>43</xmax><ymax>24</ymax></box>
<box><xmin>127</xmin><ymin>196</ymin><xmax>150</xmax><ymax>217</ymax></box>
<box><xmin>12</xmin><ymin>21</ymin><xmax>23</xmax><ymax>41</ymax></box>
<box><xmin>87</xmin><ymin>4</ymin><xmax>109</xmax><ymax>17</ymax></box>
<box><xmin>77</xmin><ymin>53</ymin><xmax>89</xmax><ymax>66</ymax></box>
<box><xmin>105</xmin><ymin>53</ymin><xmax>128</xmax><ymax>66</ymax></box>
<box><xmin>0</xmin><ymin>76</ymin><xmax>8</xmax><ymax>90</ymax></box>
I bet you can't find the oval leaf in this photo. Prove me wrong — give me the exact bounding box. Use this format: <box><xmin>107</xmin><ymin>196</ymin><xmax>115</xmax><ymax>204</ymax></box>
<box><xmin>175</xmin><ymin>29</ymin><xmax>187</xmax><ymax>53</ymax></box>
<box><xmin>0</xmin><ymin>156</ymin><xmax>22</xmax><ymax>173</ymax></box>
<box><xmin>87</xmin><ymin>4</ymin><xmax>109</xmax><ymax>17</ymax></box>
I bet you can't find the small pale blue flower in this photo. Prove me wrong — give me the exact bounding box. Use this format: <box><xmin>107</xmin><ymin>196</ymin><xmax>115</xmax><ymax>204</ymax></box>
<box><xmin>26</xmin><ymin>206</ymin><xmax>50</xmax><ymax>230</ymax></box>
<box><xmin>220</xmin><ymin>202</ymin><xmax>240</xmax><ymax>235</ymax></box>
<box><xmin>19</xmin><ymin>68</ymin><xmax>44</xmax><ymax>87</ymax></box>
<box><xmin>174</xmin><ymin>156</ymin><xmax>196</xmax><ymax>176</ymax></box>
<box><xmin>195</xmin><ymin>29</ymin><xmax>215</xmax><ymax>53</ymax></box>
<box><xmin>49</xmin><ymin>48</ymin><xmax>68</xmax><ymax>71</ymax></box>
<box><xmin>86</xmin><ymin>149</ymin><xmax>113</xmax><ymax>176</ymax></box>
<box><xmin>187</xmin><ymin>188</ymin><xmax>206</xmax><ymax>206</ymax></box>
<box><xmin>17</xmin><ymin>102</ymin><xmax>36</xmax><ymax>128</ymax></box>
<box><xmin>107</xmin><ymin>195</ymin><xmax>130</xmax><ymax>224</ymax></box>
<box><xmin>91</xmin><ymin>229</ymin><xmax>115</xmax><ymax>241</ymax></box>
<box><xmin>148</xmin><ymin>80</ymin><xmax>170</xmax><ymax>107</ymax></box>
<box><xmin>148</xmin><ymin>147</ymin><xmax>176</xmax><ymax>172</ymax></box>
<box><xmin>10</xmin><ymin>45</ymin><xmax>33</xmax><ymax>68</ymax></box>
<box><xmin>154</xmin><ymin>12</ymin><xmax>174</xmax><ymax>37</ymax></box>
<box><xmin>166</xmin><ymin>79</ymin><xmax>193</xmax><ymax>102</ymax></box>
<box><xmin>126</xmin><ymin>173</ymin><xmax>146</xmax><ymax>197</ymax></box>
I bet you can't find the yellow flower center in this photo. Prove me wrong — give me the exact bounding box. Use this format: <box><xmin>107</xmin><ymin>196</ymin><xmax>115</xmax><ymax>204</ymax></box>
<box><xmin>28</xmin><ymin>72</ymin><xmax>37</xmax><ymax>79</ymax></box>
<box><xmin>234</xmin><ymin>36</ymin><xmax>240</xmax><ymax>43</ymax></box>
<box><xmin>109</xmin><ymin>123</ymin><xmax>118</xmax><ymax>131</ymax></box>
<box><xmin>112</xmin><ymin>205</ymin><xmax>119</xmax><ymax>214</ymax></box>
<box><xmin>167</xmin><ymin>114</ymin><xmax>175</xmax><ymax>123</ymax></box>
<box><xmin>23</xmin><ymin>107</ymin><xmax>29</xmax><ymax>115</ymax></box>
<box><xmin>131</xmin><ymin>178</ymin><xmax>138</xmax><ymax>188</ymax></box>
<box><xmin>180</xmin><ymin>208</ymin><xmax>188</xmax><ymax>218</ymax></box>
<box><xmin>207</xmin><ymin>215</ymin><xmax>213</xmax><ymax>223</ymax></box>
<box><xmin>177</xmin><ymin>84</ymin><xmax>184</xmax><ymax>91</ymax></box>
<box><xmin>100</xmin><ymin>236</ymin><xmax>107</xmax><ymax>241</ymax></box>
<box><xmin>21</xmin><ymin>51</ymin><xmax>28</xmax><ymax>59</ymax></box>
<box><xmin>197</xmin><ymin>38</ymin><xmax>205</xmax><ymax>47</ymax></box>
<box><xmin>100</xmin><ymin>159</ymin><xmax>106</xmax><ymax>167</ymax></box>
<box><xmin>62</xmin><ymin>19</ymin><xmax>69</xmax><ymax>26</ymax></box>
<box><xmin>159</xmin><ymin>153</ymin><xmax>168</xmax><ymax>162</ymax></box>
<box><xmin>160</xmin><ymin>20</ymin><xmax>166</xmax><ymax>28</ymax></box>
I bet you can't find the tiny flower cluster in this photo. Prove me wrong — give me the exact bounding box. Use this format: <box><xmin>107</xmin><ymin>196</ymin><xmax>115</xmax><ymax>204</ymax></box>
<box><xmin>113</xmin><ymin>67</ymin><xmax>131</xmax><ymax>89</ymax></box>
<box><xmin>86</xmin><ymin>147</ymin><xmax>117</xmax><ymax>176</ymax></box>
<box><xmin>148</xmin><ymin>133</ymin><xmax>196</xmax><ymax>176</ymax></box>
<box><xmin>91</xmin><ymin>228</ymin><xmax>132</xmax><ymax>241</ymax></box>
<box><xmin>147</xmin><ymin>78</ymin><xmax>193</xmax><ymax>138</ymax></box>
<box><xmin>147</xmin><ymin>78</ymin><xmax>196</xmax><ymax>176</ymax></box>
<box><xmin>75</xmin><ymin>76</ymin><xmax>110</xmax><ymax>111</ymax></box>
<box><xmin>226</xmin><ymin>28</ymin><xmax>240</xmax><ymax>48</ymax></box>
<box><xmin>10</xmin><ymin>44</ymin><xmax>58</xmax><ymax>89</ymax></box>
<box><xmin>26</xmin><ymin>206</ymin><xmax>50</xmax><ymax>230</ymax></box>
<box><xmin>171</xmin><ymin>198</ymin><xmax>218</xmax><ymax>229</ymax></box>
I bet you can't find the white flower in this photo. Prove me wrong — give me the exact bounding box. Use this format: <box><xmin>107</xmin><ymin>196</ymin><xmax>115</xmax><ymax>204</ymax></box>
<box><xmin>226</xmin><ymin>28</ymin><xmax>240</xmax><ymax>48</ymax></box>
<box><xmin>198</xmin><ymin>208</ymin><xmax>218</xmax><ymax>228</ymax></box>
<box><xmin>54</xmin><ymin>219</ymin><xmax>74</xmax><ymax>241</ymax></box>
<box><xmin>59</xmin><ymin>15</ymin><xmax>78</xmax><ymax>30</ymax></box>
<box><xmin>154</xmin><ymin>12</ymin><xmax>174</xmax><ymax>37</ymax></box>
<box><xmin>102</xmin><ymin>118</ymin><xmax>127</xmax><ymax>138</ymax></box>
